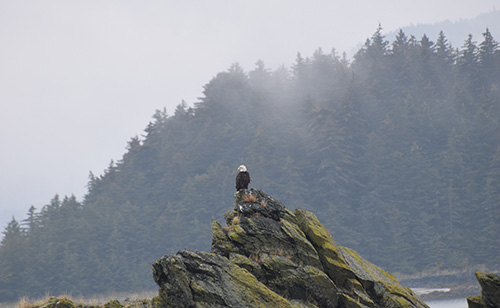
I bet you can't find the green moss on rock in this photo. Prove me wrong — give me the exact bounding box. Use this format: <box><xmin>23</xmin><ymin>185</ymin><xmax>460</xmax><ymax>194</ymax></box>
<box><xmin>294</xmin><ymin>208</ymin><xmax>428</xmax><ymax>308</ymax></box>
<box><xmin>229</xmin><ymin>252</ymin><xmax>264</xmax><ymax>280</ymax></box>
<box><xmin>340</xmin><ymin>247</ymin><xmax>398</xmax><ymax>284</ymax></box>
<box><xmin>279</xmin><ymin>219</ymin><xmax>323</xmax><ymax>269</ymax></box>
<box><xmin>40</xmin><ymin>297</ymin><xmax>77</xmax><ymax>308</ymax></box>
<box><xmin>151</xmin><ymin>296</ymin><xmax>168</xmax><ymax>308</ymax></box>
<box><xmin>468</xmin><ymin>272</ymin><xmax>500</xmax><ymax>308</ymax></box>
<box><xmin>294</xmin><ymin>209</ymin><xmax>355</xmax><ymax>286</ymax></box>
<box><xmin>476</xmin><ymin>272</ymin><xmax>500</xmax><ymax>308</ymax></box>
<box><xmin>340</xmin><ymin>246</ymin><xmax>427</xmax><ymax>308</ymax></box>
<box><xmin>289</xmin><ymin>299</ymin><xmax>319</xmax><ymax>308</ymax></box>
<box><xmin>211</xmin><ymin>219</ymin><xmax>238</xmax><ymax>257</ymax></box>
<box><xmin>227</xmin><ymin>224</ymin><xmax>246</xmax><ymax>243</ymax></box>
<box><xmin>102</xmin><ymin>299</ymin><xmax>124</xmax><ymax>308</ymax></box>
<box><xmin>225</xmin><ymin>260</ymin><xmax>294</xmax><ymax>308</ymax></box>
<box><xmin>122</xmin><ymin>298</ymin><xmax>162</xmax><ymax>308</ymax></box>
<box><xmin>338</xmin><ymin>293</ymin><xmax>366</xmax><ymax>308</ymax></box>
<box><xmin>153</xmin><ymin>250</ymin><xmax>294</xmax><ymax>308</ymax></box>
<box><xmin>379</xmin><ymin>295</ymin><xmax>416</xmax><ymax>308</ymax></box>
<box><xmin>467</xmin><ymin>295</ymin><xmax>487</xmax><ymax>308</ymax></box>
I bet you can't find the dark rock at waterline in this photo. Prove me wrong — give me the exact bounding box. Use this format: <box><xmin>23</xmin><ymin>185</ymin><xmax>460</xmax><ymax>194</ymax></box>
<box><xmin>152</xmin><ymin>189</ymin><xmax>429</xmax><ymax>308</ymax></box>
<box><xmin>467</xmin><ymin>272</ymin><xmax>500</xmax><ymax>308</ymax></box>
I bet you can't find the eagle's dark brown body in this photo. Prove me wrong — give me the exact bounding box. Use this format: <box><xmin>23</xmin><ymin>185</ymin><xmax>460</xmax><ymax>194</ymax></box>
<box><xmin>235</xmin><ymin>171</ymin><xmax>251</xmax><ymax>191</ymax></box>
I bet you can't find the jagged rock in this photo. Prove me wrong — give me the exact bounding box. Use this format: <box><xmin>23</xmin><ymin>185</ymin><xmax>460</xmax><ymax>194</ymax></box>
<box><xmin>294</xmin><ymin>209</ymin><xmax>356</xmax><ymax>286</ymax></box>
<box><xmin>152</xmin><ymin>250</ymin><xmax>294</xmax><ymax>308</ymax></box>
<box><xmin>152</xmin><ymin>189</ymin><xmax>429</xmax><ymax>308</ymax></box>
<box><xmin>232</xmin><ymin>189</ymin><xmax>288</xmax><ymax>221</ymax></box>
<box><xmin>468</xmin><ymin>295</ymin><xmax>487</xmax><ymax>308</ymax></box>
<box><xmin>294</xmin><ymin>209</ymin><xmax>426</xmax><ymax>308</ymax></box>
<box><xmin>467</xmin><ymin>272</ymin><xmax>500</xmax><ymax>308</ymax></box>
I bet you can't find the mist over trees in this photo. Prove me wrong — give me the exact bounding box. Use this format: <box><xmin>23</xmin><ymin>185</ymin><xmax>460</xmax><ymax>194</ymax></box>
<box><xmin>1</xmin><ymin>27</ymin><xmax>499</xmax><ymax>301</ymax></box>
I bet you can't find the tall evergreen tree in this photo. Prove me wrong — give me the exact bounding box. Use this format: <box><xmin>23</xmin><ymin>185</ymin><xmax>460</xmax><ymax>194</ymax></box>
<box><xmin>478</xmin><ymin>28</ymin><xmax>500</xmax><ymax>87</ymax></box>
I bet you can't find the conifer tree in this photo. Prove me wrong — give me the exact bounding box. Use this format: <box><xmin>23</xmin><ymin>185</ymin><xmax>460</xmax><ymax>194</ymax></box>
<box><xmin>478</xmin><ymin>28</ymin><xmax>499</xmax><ymax>87</ymax></box>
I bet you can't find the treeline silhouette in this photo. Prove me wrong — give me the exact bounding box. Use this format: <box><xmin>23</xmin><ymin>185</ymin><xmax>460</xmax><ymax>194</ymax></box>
<box><xmin>1</xmin><ymin>27</ymin><xmax>499</xmax><ymax>301</ymax></box>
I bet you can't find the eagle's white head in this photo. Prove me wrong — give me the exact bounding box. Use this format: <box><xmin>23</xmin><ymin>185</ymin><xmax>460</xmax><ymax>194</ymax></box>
<box><xmin>237</xmin><ymin>165</ymin><xmax>247</xmax><ymax>172</ymax></box>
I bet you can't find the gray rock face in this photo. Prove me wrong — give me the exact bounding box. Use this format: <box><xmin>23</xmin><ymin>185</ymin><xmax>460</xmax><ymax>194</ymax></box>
<box><xmin>152</xmin><ymin>190</ymin><xmax>429</xmax><ymax>308</ymax></box>
<box><xmin>468</xmin><ymin>272</ymin><xmax>500</xmax><ymax>308</ymax></box>
<box><xmin>152</xmin><ymin>250</ymin><xmax>294</xmax><ymax>308</ymax></box>
<box><xmin>479</xmin><ymin>273</ymin><xmax>500</xmax><ymax>308</ymax></box>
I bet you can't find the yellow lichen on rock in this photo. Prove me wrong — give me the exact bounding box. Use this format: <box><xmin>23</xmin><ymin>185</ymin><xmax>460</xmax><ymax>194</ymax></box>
<box><xmin>211</xmin><ymin>219</ymin><xmax>238</xmax><ymax>257</ymax></box>
<box><xmin>294</xmin><ymin>209</ymin><xmax>339</xmax><ymax>247</ymax></box>
<box><xmin>102</xmin><ymin>299</ymin><xmax>124</xmax><ymax>308</ymax></box>
<box><xmin>467</xmin><ymin>295</ymin><xmax>486</xmax><ymax>308</ymax></box>
<box><xmin>340</xmin><ymin>246</ymin><xmax>398</xmax><ymax>284</ymax></box>
<box><xmin>294</xmin><ymin>208</ymin><xmax>428</xmax><ymax>308</ymax></box>
<box><xmin>225</xmin><ymin>261</ymin><xmax>294</xmax><ymax>308</ymax></box>
<box><xmin>294</xmin><ymin>209</ymin><xmax>355</xmax><ymax>285</ymax></box>
<box><xmin>338</xmin><ymin>293</ymin><xmax>365</xmax><ymax>308</ymax></box>
<box><xmin>467</xmin><ymin>272</ymin><xmax>500</xmax><ymax>308</ymax></box>
<box><xmin>340</xmin><ymin>247</ymin><xmax>428</xmax><ymax>307</ymax></box>
<box><xmin>227</xmin><ymin>224</ymin><xmax>246</xmax><ymax>243</ymax></box>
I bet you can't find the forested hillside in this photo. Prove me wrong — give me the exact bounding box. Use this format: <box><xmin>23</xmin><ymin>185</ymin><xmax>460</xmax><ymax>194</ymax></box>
<box><xmin>1</xmin><ymin>27</ymin><xmax>499</xmax><ymax>302</ymax></box>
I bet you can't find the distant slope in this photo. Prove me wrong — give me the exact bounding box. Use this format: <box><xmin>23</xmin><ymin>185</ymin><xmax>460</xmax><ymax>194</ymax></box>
<box><xmin>385</xmin><ymin>9</ymin><xmax>500</xmax><ymax>47</ymax></box>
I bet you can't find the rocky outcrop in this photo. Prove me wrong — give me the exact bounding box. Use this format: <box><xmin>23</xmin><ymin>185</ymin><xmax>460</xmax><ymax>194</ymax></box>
<box><xmin>152</xmin><ymin>189</ymin><xmax>428</xmax><ymax>308</ymax></box>
<box><xmin>32</xmin><ymin>296</ymin><xmax>162</xmax><ymax>308</ymax></box>
<box><xmin>467</xmin><ymin>272</ymin><xmax>500</xmax><ymax>308</ymax></box>
<box><xmin>39</xmin><ymin>297</ymin><xmax>77</xmax><ymax>308</ymax></box>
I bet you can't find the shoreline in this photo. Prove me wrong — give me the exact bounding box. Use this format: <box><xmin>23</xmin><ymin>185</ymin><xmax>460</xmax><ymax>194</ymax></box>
<box><xmin>411</xmin><ymin>284</ymin><xmax>480</xmax><ymax>301</ymax></box>
<box><xmin>397</xmin><ymin>270</ymin><xmax>498</xmax><ymax>301</ymax></box>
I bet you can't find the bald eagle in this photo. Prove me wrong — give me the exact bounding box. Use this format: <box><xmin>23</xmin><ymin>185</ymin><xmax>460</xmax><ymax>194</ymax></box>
<box><xmin>236</xmin><ymin>165</ymin><xmax>251</xmax><ymax>191</ymax></box>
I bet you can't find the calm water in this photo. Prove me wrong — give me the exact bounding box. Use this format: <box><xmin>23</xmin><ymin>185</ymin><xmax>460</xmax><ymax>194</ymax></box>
<box><xmin>425</xmin><ymin>297</ymin><xmax>467</xmax><ymax>308</ymax></box>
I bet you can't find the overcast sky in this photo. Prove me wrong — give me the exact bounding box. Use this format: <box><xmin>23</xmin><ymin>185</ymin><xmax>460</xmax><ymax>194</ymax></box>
<box><xmin>0</xmin><ymin>0</ymin><xmax>498</xmax><ymax>230</ymax></box>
